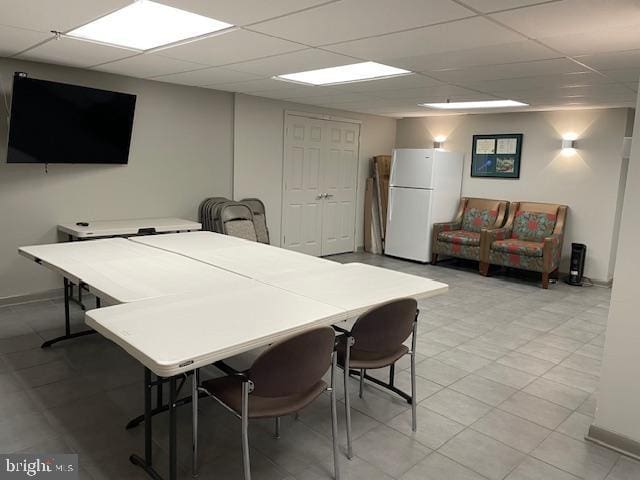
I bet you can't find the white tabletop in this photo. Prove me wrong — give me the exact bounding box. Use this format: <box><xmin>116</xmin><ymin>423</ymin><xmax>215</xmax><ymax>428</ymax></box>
<box><xmin>58</xmin><ymin>217</ymin><xmax>201</xmax><ymax>239</ymax></box>
<box><xmin>19</xmin><ymin>238</ymin><xmax>251</xmax><ymax>304</ymax></box>
<box><xmin>85</xmin><ymin>284</ymin><xmax>351</xmax><ymax>377</ymax></box>
<box><xmin>132</xmin><ymin>231</ymin><xmax>340</xmax><ymax>279</ymax></box>
<box><xmin>261</xmin><ymin>262</ymin><xmax>448</xmax><ymax>317</ymax></box>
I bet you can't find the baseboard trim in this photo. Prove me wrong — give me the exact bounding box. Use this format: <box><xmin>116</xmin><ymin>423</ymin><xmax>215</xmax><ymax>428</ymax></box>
<box><xmin>586</xmin><ymin>424</ymin><xmax>640</xmax><ymax>461</ymax></box>
<box><xmin>0</xmin><ymin>288</ymin><xmax>64</xmax><ymax>307</ymax></box>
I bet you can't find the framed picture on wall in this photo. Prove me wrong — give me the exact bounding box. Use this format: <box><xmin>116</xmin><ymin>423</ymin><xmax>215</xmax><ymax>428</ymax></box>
<box><xmin>471</xmin><ymin>133</ymin><xmax>523</xmax><ymax>179</ymax></box>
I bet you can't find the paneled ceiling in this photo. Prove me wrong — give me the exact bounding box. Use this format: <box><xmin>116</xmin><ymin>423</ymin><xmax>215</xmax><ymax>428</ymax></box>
<box><xmin>1</xmin><ymin>0</ymin><xmax>639</xmax><ymax>117</ymax></box>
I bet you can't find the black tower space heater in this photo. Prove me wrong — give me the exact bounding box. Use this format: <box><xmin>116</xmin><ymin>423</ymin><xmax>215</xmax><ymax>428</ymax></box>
<box><xmin>566</xmin><ymin>243</ymin><xmax>587</xmax><ymax>286</ymax></box>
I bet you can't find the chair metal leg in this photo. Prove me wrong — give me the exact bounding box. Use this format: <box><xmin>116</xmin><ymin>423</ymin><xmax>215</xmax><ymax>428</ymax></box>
<box><xmin>411</xmin><ymin>317</ymin><xmax>418</xmax><ymax>432</ymax></box>
<box><xmin>359</xmin><ymin>369</ymin><xmax>365</xmax><ymax>398</ymax></box>
<box><xmin>192</xmin><ymin>369</ymin><xmax>199</xmax><ymax>477</ymax></box>
<box><xmin>330</xmin><ymin>352</ymin><xmax>341</xmax><ymax>480</ymax></box>
<box><xmin>241</xmin><ymin>381</ymin><xmax>252</xmax><ymax>480</ymax></box>
<box><xmin>343</xmin><ymin>337</ymin><xmax>354</xmax><ymax>459</ymax></box>
<box><xmin>274</xmin><ymin>417</ymin><xmax>281</xmax><ymax>439</ymax></box>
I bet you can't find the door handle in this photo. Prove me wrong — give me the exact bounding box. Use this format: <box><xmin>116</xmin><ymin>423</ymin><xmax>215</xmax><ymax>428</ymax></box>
<box><xmin>325</xmin><ymin>193</ymin><xmax>334</xmax><ymax>198</ymax></box>
<box><xmin>316</xmin><ymin>193</ymin><xmax>326</xmax><ymax>199</ymax></box>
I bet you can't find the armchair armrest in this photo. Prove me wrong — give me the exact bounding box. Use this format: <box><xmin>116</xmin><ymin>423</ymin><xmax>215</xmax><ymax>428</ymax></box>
<box><xmin>543</xmin><ymin>233</ymin><xmax>564</xmax><ymax>272</ymax></box>
<box><xmin>480</xmin><ymin>226</ymin><xmax>511</xmax><ymax>262</ymax></box>
<box><xmin>432</xmin><ymin>220</ymin><xmax>462</xmax><ymax>239</ymax></box>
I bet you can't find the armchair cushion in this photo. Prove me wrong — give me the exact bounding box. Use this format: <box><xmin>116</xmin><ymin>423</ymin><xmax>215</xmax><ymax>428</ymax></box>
<box><xmin>492</xmin><ymin>239</ymin><xmax>543</xmax><ymax>257</ymax></box>
<box><xmin>462</xmin><ymin>208</ymin><xmax>498</xmax><ymax>233</ymax></box>
<box><xmin>512</xmin><ymin>211</ymin><xmax>556</xmax><ymax>242</ymax></box>
<box><xmin>438</xmin><ymin>230</ymin><xmax>481</xmax><ymax>246</ymax></box>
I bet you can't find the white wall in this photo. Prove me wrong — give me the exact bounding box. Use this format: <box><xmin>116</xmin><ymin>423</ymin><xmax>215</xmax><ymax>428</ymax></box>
<box><xmin>593</xmin><ymin>87</ymin><xmax>640</xmax><ymax>445</ymax></box>
<box><xmin>233</xmin><ymin>93</ymin><xmax>397</xmax><ymax>249</ymax></box>
<box><xmin>0</xmin><ymin>58</ymin><xmax>234</xmax><ymax>300</ymax></box>
<box><xmin>396</xmin><ymin>109</ymin><xmax>630</xmax><ymax>282</ymax></box>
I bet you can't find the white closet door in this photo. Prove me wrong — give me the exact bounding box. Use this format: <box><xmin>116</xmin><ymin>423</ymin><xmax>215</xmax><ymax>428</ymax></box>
<box><xmin>321</xmin><ymin>120</ymin><xmax>360</xmax><ymax>256</ymax></box>
<box><xmin>283</xmin><ymin>115</ymin><xmax>360</xmax><ymax>257</ymax></box>
<box><xmin>282</xmin><ymin>116</ymin><xmax>324</xmax><ymax>256</ymax></box>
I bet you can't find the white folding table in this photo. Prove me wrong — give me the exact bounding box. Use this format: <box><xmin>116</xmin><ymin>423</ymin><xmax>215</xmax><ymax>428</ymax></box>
<box><xmin>58</xmin><ymin>217</ymin><xmax>201</xmax><ymax>240</ymax></box>
<box><xmin>20</xmin><ymin>232</ymin><xmax>449</xmax><ymax>480</ymax></box>
<box><xmin>132</xmin><ymin>231</ymin><xmax>341</xmax><ymax>280</ymax></box>
<box><xmin>19</xmin><ymin>238</ymin><xmax>251</xmax><ymax>346</ymax></box>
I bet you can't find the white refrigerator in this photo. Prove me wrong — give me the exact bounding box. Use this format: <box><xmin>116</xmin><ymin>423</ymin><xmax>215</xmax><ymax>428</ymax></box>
<box><xmin>385</xmin><ymin>148</ymin><xmax>464</xmax><ymax>262</ymax></box>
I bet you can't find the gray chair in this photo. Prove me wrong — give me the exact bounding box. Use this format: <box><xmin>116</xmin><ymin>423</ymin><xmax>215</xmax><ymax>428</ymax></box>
<box><xmin>241</xmin><ymin>198</ymin><xmax>270</xmax><ymax>244</ymax></box>
<box><xmin>201</xmin><ymin>327</ymin><xmax>341</xmax><ymax>480</ymax></box>
<box><xmin>335</xmin><ymin>298</ymin><xmax>419</xmax><ymax>459</ymax></box>
<box><xmin>220</xmin><ymin>203</ymin><xmax>258</xmax><ymax>241</ymax></box>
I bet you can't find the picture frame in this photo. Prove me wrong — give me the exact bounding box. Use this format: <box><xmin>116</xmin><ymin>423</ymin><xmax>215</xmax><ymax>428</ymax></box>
<box><xmin>471</xmin><ymin>133</ymin><xmax>523</xmax><ymax>179</ymax></box>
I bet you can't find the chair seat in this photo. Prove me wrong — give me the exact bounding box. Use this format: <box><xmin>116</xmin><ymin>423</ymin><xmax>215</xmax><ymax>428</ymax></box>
<box><xmin>336</xmin><ymin>336</ymin><xmax>409</xmax><ymax>369</ymax></box>
<box><xmin>491</xmin><ymin>239</ymin><xmax>543</xmax><ymax>257</ymax></box>
<box><xmin>437</xmin><ymin>230</ymin><xmax>480</xmax><ymax>246</ymax></box>
<box><xmin>202</xmin><ymin>376</ymin><xmax>327</xmax><ymax>419</ymax></box>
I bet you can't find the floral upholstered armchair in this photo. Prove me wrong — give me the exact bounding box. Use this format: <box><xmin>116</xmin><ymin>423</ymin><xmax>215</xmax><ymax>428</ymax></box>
<box><xmin>432</xmin><ymin>197</ymin><xmax>508</xmax><ymax>264</ymax></box>
<box><xmin>480</xmin><ymin>202</ymin><xmax>568</xmax><ymax>289</ymax></box>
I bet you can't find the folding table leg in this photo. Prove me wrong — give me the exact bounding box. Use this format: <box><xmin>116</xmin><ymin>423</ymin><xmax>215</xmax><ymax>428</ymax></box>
<box><xmin>130</xmin><ymin>368</ymin><xmax>163</xmax><ymax>479</ymax></box>
<box><xmin>41</xmin><ymin>277</ymin><xmax>96</xmax><ymax>348</ymax></box>
<box><xmin>192</xmin><ymin>369</ymin><xmax>199</xmax><ymax>477</ymax></box>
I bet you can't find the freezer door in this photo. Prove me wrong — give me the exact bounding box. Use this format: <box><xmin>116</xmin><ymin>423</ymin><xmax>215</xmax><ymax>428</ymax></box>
<box><xmin>385</xmin><ymin>187</ymin><xmax>433</xmax><ymax>262</ymax></box>
<box><xmin>390</xmin><ymin>149</ymin><xmax>435</xmax><ymax>189</ymax></box>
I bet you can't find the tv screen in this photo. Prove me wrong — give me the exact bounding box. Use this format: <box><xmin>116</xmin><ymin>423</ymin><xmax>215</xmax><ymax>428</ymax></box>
<box><xmin>7</xmin><ymin>75</ymin><xmax>136</xmax><ymax>164</ymax></box>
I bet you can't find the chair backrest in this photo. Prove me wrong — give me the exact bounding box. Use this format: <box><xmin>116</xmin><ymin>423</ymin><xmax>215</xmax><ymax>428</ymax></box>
<box><xmin>460</xmin><ymin>197</ymin><xmax>508</xmax><ymax>233</ymax></box>
<box><xmin>249</xmin><ymin>327</ymin><xmax>335</xmax><ymax>397</ymax></box>
<box><xmin>241</xmin><ymin>198</ymin><xmax>270</xmax><ymax>244</ymax></box>
<box><xmin>350</xmin><ymin>298</ymin><xmax>417</xmax><ymax>353</ymax></box>
<box><xmin>509</xmin><ymin>202</ymin><xmax>567</xmax><ymax>242</ymax></box>
<box><xmin>220</xmin><ymin>203</ymin><xmax>257</xmax><ymax>241</ymax></box>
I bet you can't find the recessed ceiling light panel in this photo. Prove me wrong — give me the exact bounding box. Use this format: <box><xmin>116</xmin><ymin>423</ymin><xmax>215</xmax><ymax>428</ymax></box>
<box><xmin>420</xmin><ymin>100</ymin><xmax>529</xmax><ymax>109</ymax></box>
<box><xmin>275</xmin><ymin>62</ymin><xmax>412</xmax><ymax>86</ymax></box>
<box><xmin>67</xmin><ymin>0</ymin><xmax>234</xmax><ymax>51</ymax></box>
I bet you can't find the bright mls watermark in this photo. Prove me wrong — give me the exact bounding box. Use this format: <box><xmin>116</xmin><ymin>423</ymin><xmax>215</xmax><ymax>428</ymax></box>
<box><xmin>0</xmin><ymin>455</ymin><xmax>77</xmax><ymax>479</ymax></box>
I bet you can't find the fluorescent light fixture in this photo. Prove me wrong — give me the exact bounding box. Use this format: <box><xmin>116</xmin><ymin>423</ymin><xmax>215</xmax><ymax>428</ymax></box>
<box><xmin>420</xmin><ymin>100</ymin><xmax>528</xmax><ymax>109</ymax></box>
<box><xmin>67</xmin><ymin>0</ymin><xmax>233</xmax><ymax>51</ymax></box>
<box><xmin>275</xmin><ymin>62</ymin><xmax>411</xmax><ymax>86</ymax></box>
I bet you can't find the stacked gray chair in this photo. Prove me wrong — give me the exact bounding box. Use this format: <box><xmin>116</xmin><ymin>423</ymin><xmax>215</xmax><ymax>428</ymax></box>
<box><xmin>199</xmin><ymin>197</ymin><xmax>230</xmax><ymax>231</ymax></box>
<box><xmin>220</xmin><ymin>203</ymin><xmax>258</xmax><ymax>241</ymax></box>
<box><xmin>241</xmin><ymin>198</ymin><xmax>270</xmax><ymax>244</ymax></box>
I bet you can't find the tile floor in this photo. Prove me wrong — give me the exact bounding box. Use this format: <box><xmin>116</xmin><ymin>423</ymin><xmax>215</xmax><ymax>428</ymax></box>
<box><xmin>1</xmin><ymin>253</ymin><xmax>639</xmax><ymax>480</ymax></box>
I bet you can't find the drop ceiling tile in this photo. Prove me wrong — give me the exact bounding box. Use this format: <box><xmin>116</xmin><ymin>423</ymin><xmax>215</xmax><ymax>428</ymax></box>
<box><xmin>0</xmin><ymin>0</ymin><xmax>130</xmax><ymax>33</ymax></box>
<box><xmin>246</xmin><ymin>86</ymin><xmax>339</xmax><ymax>100</ymax></box>
<box><xmin>458</xmin><ymin>0</ymin><xmax>563</xmax><ymax>13</ymax></box>
<box><xmin>17</xmin><ymin>37</ymin><xmax>134</xmax><ymax>68</ymax></box>
<box><xmin>601</xmin><ymin>68</ymin><xmax>640</xmax><ymax>82</ymax></box>
<box><xmin>0</xmin><ymin>25</ymin><xmax>51</xmax><ymax>57</ymax></box>
<box><xmin>249</xmin><ymin>0</ymin><xmax>475</xmax><ymax>46</ymax></box>
<box><xmin>541</xmin><ymin>25</ymin><xmax>640</xmax><ymax>56</ymax></box>
<box><xmin>394</xmin><ymin>41</ymin><xmax>559</xmax><ymax>72</ymax></box>
<box><xmin>575</xmin><ymin>49</ymin><xmax>640</xmax><ymax>71</ymax></box>
<box><xmin>152</xmin><ymin>66</ymin><xmax>262</xmax><ymax>86</ymax></box>
<box><xmin>228</xmin><ymin>49</ymin><xmax>357</xmax><ymax>77</ymax></box>
<box><xmin>287</xmin><ymin>92</ymin><xmax>379</xmax><ymax>105</ymax></box>
<box><xmin>205</xmin><ymin>78</ymin><xmax>300</xmax><ymax>93</ymax></box>
<box><xmin>93</xmin><ymin>54</ymin><xmax>207</xmax><ymax>78</ymax></box>
<box><xmin>429</xmin><ymin>58</ymin><xmax>588</xmax><ymax>83</ymax></box>
<box><xmin>324</xmin><ymin>17</ymin><xmax>523</xmax><ymax>61</ymax></box>
<box><xmin>160</xmin><ymin>29</ymin><xmax>304</xmax><ymax>67</ymax></box>
<box><xmin>156</xmin><ymin>0</ymin><xmax>330</xmax><ymax>26</ymax></box>
<box><xmin>457</xmin><ymin>72</ymin><xmax>614</xmax><ymax>93</ymax></box>
<box><xmin>370</xmin><ymin>84</ymin><xmax>485</xmax><ymax>100</ymax></box>
<box><xmin>491</xmin><ymin>0</ymin><xmax>640</xmax><ymax>39</ymax></box>
<box><xmin>332</xmin><ymin>74</ymin><xmax>444</xmax><ymax>93</ymax></box>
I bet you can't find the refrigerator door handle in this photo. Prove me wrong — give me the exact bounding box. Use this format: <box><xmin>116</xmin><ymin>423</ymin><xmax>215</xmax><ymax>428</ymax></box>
<box><xmin>388</xmin><ymin>188</ymin><xmax>394</xmax><ymax>222</ymax></box>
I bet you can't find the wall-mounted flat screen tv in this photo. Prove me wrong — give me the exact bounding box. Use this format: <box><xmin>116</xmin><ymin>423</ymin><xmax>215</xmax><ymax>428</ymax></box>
<box><xmin>7</xmin><ymin>75</ymin><xmax>137</xmax><ymax>164</ymax></box>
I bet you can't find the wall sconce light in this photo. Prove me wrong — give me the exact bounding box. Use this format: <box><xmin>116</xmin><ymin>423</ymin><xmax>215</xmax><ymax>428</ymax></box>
<box><xmin>433</xmin><ymin>135</ymin><xmax>446</xmax><ymax>149</ymax></box>
<box><xmin>561</xmin><ymin>133</ymin><xmax>577</xmax><ymax>155</ymax></box>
